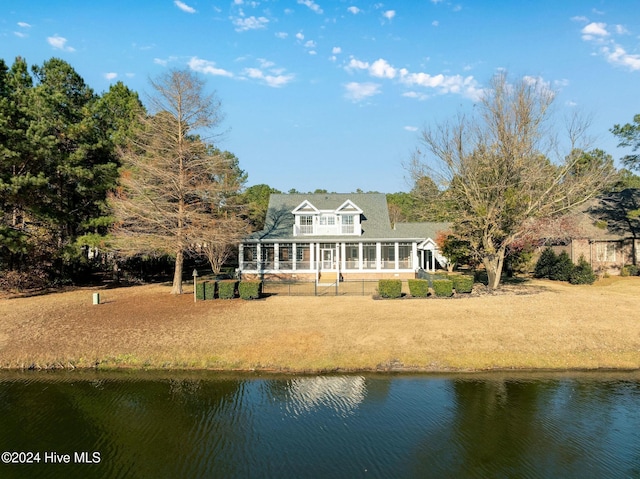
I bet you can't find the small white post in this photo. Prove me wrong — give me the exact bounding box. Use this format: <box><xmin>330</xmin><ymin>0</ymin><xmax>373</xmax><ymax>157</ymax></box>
<box><xmin>193</xmin><ymin>269</ymin><xmax>198</xmax><ymax>303</ymax></box>
<box><xmin>92</xmin><ymin>293</ymin><xmax>100</xmax><ymax>305</ymax></box>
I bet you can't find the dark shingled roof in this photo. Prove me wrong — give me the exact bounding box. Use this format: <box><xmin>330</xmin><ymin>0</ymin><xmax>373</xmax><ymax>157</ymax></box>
<box><xmin>245</xmin><ymin>193</ymin><xmax>451</xmax><ymax>242</ymax></box>
<box><xmin>572</xmin><ymin>188</ymin><xmax>640</xmax><ymax>241</ymax></box>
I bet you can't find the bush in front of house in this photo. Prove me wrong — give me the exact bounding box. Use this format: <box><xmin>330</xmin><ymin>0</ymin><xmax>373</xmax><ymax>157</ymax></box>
<box><xmin>569</xmin><ymin>255</ymin><xmax>596</xmax><ymax>285</ymax></box>
<box><xmin>204</xmin><ymin>281</ymin><xmax>216</xmax><ymax>300</ymax></box>
<box><xmin>196</xmin><ymin>281</ymin><xmax>206</xmax><ymax>300</ymax></box>
<box><xmin>378</xmin><ymin>279</ymin><xmax>402</xmax><ymax>298</ymax></box>
<box><xmin>621</xmin><ymin>264</ymin><xmax>639</xmax><ymax>276</ymax></box>
<box><xmin>550</xmin><ymin>251</ymin><xmax>574</xmax><ymax>282</ymax></box>
<box><xmin>452</xmin><ymin>275</ymin><xmax>474</xmax><ymax>293</ymax></box>
<box><xmin>432</xmin><ymin>279</ymin><xmax>454</xmax><ymax>297</ymax></box>
<box><xmin>534</xmin><ymin>247</ymin><xmax>557</xmax><ymax>279</ymax></box>
<box><xmin>218</xmin><ymin>280</ymin><xmax>238</xmax><ymax>299</ymax></box>
<box><xmin>408</xmin><ymin>279</ymin><xmax>429</xmax><ymax>298</ymax></box>
<box><xmin>239</xmin><ymin>280</ymin><xmax>262</xmax><ymax>300</ymax></box>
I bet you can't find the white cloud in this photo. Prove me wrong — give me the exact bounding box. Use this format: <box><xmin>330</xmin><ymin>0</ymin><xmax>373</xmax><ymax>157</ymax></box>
<box><xmin>345</xmin><ymin>57</ymin><xmax>369</xmax><ymax>71</ymax></box>
<box><xmin>369</xmin><ymin>58</ymin><xmax>397</xmax><ymax>79</ymax></box>
<box><xmin>580</xmin><ymin>20</ymin><xmax>640</xmax><ymax>71</ymax></box>
<box><xmin>298</xmin><ymin>0</ymin><xmax>323</xmax><ymax>14</ymax></box>
<box><xmin>17</xmin><ymin>22</ymin><xmax>31</xmax><ymax>28</ymax></box>
<box><xmin>153</xmin><ymin>56</ymin><xmax>177</xmax><ymax>66</ymax></box>
<box><xmin>104</xmin><ymin>72</ymin><xmax>118</xmax><ymax>80</ymax></box>
<box><xmin>347</xmin><ymin>6</ymin><xmax>360</xmax><ymax>14</ymax></box>
<box><xmin>242</xmin><ymin>61</ymin><xmax>294</xmax><ymax>87</ymax></box>
<box><xmin>581</xmin><ymin>22</ymin><xmax>609</xmax><ymax>40</ymax></box>
<box><xmin>304</xmin><ymin>40</ymin><xmax>316</xmax><ymax>48</ymax></box>
<box><xmin>14</xmin><ymin>31</ymin><xmax>27</xmax><ymax>38</ymax></box>
<box><xmin>344</xmin><ymin>82</ymin><xmax>381</xmax><ymax>102</ymax></box>
<box><xmin>400</xmin><ymin>70</ymin><xmax>482</xmax><ymax>100</ymax></box>
<box><xmin>174</xmin><ymin>0</ymin><xmax>196</xmax><ymax>13</ymax></box>
<box><xmin>189</xmin><ymin>57</ymin><xmax>234</xmax><ymax>77</ymax></box>
<box><xmin>382</xmin><ymin>10</ymin><xmax>396</xmax><ymax>21</ymax></box>
<box><xmin>404</xmin><ymin>126</ymin><xmax>418</xmax><ymax>132</ymax></box>
<box><xmin>296</xmin><ymin>32</ymin><xmax>304</xmax><ymax>40</ymax></box>
<box><xmin>332</xmin><ymin>46</ymin><xmax>341</xmax><ymax>54</ymax></box>
<box><xmin>402</xmin><ymin>91</ymin><xmax>428</xmax><ymax>100</ymax></box>
<box><xmin>432</xmin><ymin>20</ymin><xmax>439</xmax><ymax>27</ymax></box>
<box><xmin>47</xmin><ymin>35</ymin><xmax>75</xmax><ymax>52</ymax></box>
<box><xmin>233</xmin><ymin>16</ymin><xmax>269</xmax><ymax>32</ymax></box>
<box><xmin>614</xmin><ymin>24</ymin><xmax>629</xmax><ymax>35</ymax></box>
<box><xmin>275</xmin><ymin>32</ymin><xmax>288</xmax><ymax>39</ymax></box>
<box><xmin>571</xmin><ymin>15</ymin><xmax>589</xmax><ymax>23</ymax></box>
<box><xmin>601</xmin><ymin>44</ymin><xmax>640</xmax><ymax>71</ymax></box>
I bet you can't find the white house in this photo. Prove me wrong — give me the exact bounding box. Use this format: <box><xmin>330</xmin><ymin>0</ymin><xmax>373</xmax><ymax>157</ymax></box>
<box><xmin>238</xmin><ymin>193</ymin><xmax>450</xmax><ymax>282</ymax></box>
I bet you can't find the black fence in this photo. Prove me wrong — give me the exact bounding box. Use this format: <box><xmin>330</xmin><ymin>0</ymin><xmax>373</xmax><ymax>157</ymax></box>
<box><xmin>262</xmin><ymin>279</ymin><xmax>415</xmax><ymax>297</ymax></box>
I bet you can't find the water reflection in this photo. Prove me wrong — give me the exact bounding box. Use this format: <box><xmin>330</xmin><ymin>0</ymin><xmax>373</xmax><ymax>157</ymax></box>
<box><xmin>0</xmin><ymin>372</ymin><xmax>639</xmax><ymax>478</ymax></box>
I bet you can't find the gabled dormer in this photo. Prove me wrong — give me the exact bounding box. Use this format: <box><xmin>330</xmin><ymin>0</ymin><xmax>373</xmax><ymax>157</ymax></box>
<box><xmin>292</xmin><ymin>199</ymin><xmax>362</xmax><ymax>236</ymax></box>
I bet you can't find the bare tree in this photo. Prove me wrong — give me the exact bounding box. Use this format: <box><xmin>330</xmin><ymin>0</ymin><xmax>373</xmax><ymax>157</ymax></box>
<box><xmin>413</xmin><ymin>73</ymin><xmax>615</xmax><ymax>289</ymax></box>
<box><xmin>109</xmin><ymin>69</ymin><xmax>245</xmax><ymax>294</ymax></box>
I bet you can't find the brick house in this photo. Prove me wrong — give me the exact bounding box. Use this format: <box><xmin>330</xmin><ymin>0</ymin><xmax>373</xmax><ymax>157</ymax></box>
<box><xmin>552</xmin><ymin>189</ymin><xmax>640</xmax><ymax>275</ymax></box>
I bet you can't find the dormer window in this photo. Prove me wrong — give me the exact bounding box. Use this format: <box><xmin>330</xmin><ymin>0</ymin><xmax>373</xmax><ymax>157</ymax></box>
<box><xmin>293</xmin><ymin>199</ymin><xmax>362</xmax><ymax>236</ymax></box>
<box><xmin>299</xmin><ymin>215</ymin><xmax>313</xmax><ymax>234</ymax></box>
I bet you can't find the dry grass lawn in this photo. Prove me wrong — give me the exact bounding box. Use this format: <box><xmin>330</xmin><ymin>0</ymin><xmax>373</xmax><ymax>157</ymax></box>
<box><xmin>1</xmin><ymin>277</ymin><xmax>639</xmax><ymax>372</ymax></box>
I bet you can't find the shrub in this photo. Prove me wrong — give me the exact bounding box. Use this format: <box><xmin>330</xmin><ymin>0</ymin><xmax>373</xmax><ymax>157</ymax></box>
<box><xmin>378</xmin><ymin>279</ymin><xmax>402</xmax><ymax>298</ymax></box>
<box><xmin>432</xmin><ymin>279</ymin><xmax>454</xmax><ymax>297</ymax></box>
<box><xmin>452</xmin><ymin>275</ymin><xmax>474</xmax><ymax>293</ymax></box>
<box><xmin>550</xmin><ymin>251</ymin><xmax>574</xmax><ymax>282</ymax></box>
<box><xmin>204</xmin><ymin>281</ymin><xmax>216</xmax><ymax>300</ymax></box>
<box><xmin>218</xmin><ymin>280</ymin><xmax>238</xmax><ymax>299</ymax></box>
<box><xmin>621</xmin><ymin>265</ymin><xmax>639</xmax><ymax>277</ymax></box>
<box><xmin>569</xmin><ymin>255</ymin><xmax>596</xmax><ymax>285</ymax></box>
<box><xmin>534</xmin><ymin>247</ymin><xmax>557</xmax><ymax>279</ymax></box>
<box><xmin>408</xmin><ymin>279</ymin><xmax>429</xmax><ymax>298</ymax></box>
<box><xmin>195</xmin><ymin>281</ymin><xmax>206</xmax><ymax>300</ymax></box>
<box><xmin>239</xmin><ymin>280</ymin><xmax>262</xmax><ymax>300</ymax></box>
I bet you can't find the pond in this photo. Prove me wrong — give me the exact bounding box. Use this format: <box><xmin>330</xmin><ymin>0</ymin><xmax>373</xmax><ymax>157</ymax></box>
<box><xmin>0</xmin><ymin>371</ymin><xmax>639</xmax><ymax>478</ymax></box>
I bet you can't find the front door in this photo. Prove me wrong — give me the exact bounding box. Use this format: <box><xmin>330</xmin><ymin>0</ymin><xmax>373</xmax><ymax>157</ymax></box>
<box><xmin>321</xmin><ymin>248</ymin><xmax>334</xmax><ymax>270</ymax></box>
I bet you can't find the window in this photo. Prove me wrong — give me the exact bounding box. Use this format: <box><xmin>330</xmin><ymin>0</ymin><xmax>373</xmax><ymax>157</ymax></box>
<box><xmin>381</xmin><ymin>243</ymin><xmax>395</xmax><ymax>269</ymax></box>
<box><xmin>296</xmin><ymin>243</ymin><xmax>310</xmax><ymax>269</ymax></box>
<box><xmin>243</xmin><ymin>245</ymin><xmax>258</xmax><ymax>270</ymax></box>
<box><xmin>262</xmin><ymin>244</ymin><xmax>275</xmax><ymax>269</ymax></box>
<box><xmin>363</xmin><ymin>243</ymin><xmax>377</xmax><ymax>269</ymax></box>
<box><xmin>398</xmin><ymin>243</ymin><xmax>412</xmax><ymax>269</ymax></box>
<box><xmin>345</xmin><ymin>243</ymin><xmax>359</xmax><ymax>269</ymax></box>
<box><xmin>596</xmin><ymin>242</ymin><xmax>617</xmax><ymax>262</ymax></box>
<box><xmin>279</xmin><ymin>244</ymin><xmax>293</xmax><ymax>270</ymax></box>
<box><xmin>299</xmin><ymin>215</ymin><xmax>313</xmax><ymax>234</ymax></box>
<box><xmin>342</xmin><ymin>215</ymin><xmax>354</xmax><ymax>234</ymax></box>
<box><xmin>319</xmin><ymin>215</ymin><xmax>336</xmax><ymax>226</ymax></box>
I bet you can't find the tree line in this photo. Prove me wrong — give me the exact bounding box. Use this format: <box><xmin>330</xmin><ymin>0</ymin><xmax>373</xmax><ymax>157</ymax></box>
<box><xmin>2</xmin><ymin>57</ymin><xmax>638</xmax><ymax>292</ymax></box>
<box><xmin>0</xmin><ymin>57</ymin><xmax>246</xmax><ymax>293</ymax></box>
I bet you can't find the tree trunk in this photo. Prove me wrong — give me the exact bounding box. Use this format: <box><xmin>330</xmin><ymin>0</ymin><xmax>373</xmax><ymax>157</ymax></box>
<box><xmin>171</xmin><ymin>249</ymin><xmax>184</xmax><ymax>294</ymax></box>
<box><xmin>483</xmin><ymin>249</ymin><xmax>506</xmax><ymax>290</ymax></box>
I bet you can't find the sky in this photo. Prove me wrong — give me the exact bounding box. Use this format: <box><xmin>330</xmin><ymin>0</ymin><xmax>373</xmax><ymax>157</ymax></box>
<box><xmin>1</xmin><ymin>1</ymin><xmax>639</xmax><ymax>193</ymax></box>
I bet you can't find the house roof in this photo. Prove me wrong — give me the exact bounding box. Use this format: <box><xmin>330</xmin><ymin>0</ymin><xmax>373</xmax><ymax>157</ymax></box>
<box><xmin>571</xmin><ymin>188</ymin><xmax>640</xmax><ymax>241</ymax></box>
<box><xmin>245</xmin><ymin>193</ymin><xmax>450</xmax><ymax>242</ymax></box>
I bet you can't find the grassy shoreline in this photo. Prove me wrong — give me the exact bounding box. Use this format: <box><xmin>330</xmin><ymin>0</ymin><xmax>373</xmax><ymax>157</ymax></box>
<box><xmin>1</xmin><ymin>277</ymin><xmax>639</xmax><ymax>373</ymax></box>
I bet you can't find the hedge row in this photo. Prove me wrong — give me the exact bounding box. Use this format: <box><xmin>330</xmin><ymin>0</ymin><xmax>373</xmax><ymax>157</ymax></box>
<box><xmin>196</xmin><ymin>280</ymin><xmax>262</xmax><ymax>300</ymax></box>
<box><xmin>379</xmin><ymin>275</ymin><xmax>475</xmax><ymax>299</ymax></box>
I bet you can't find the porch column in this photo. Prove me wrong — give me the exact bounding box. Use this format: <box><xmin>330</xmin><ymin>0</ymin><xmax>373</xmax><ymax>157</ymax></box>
<box><xmin>394</xmin><ymin>242</ymin><xmax>399</xmax><ymax>270</ymax></box>
<box><xmin>376</xmin><ymin>243</ymin><xmax>381</xmax><ymax>270</ymax></box>
<box><xmin>292</xmin><ymin>243</ymin><xmax>297</xmax><ymax>271</ymax></box>
<box><xmin>257</xmin><ymin>243</ymin><xmax>262</xmax><ymax>271</ymax></box>
<box><xmin>412</xmin><ymin>242</ymin><xmax>418</xmax><ymax>270</ymax></box>
<box><xmin>238</xmin><ymin>244</ymin><xmax>244</xmax><ymax>270</ymax></box>
<box><xmin>358</xmin><ymin>243</ymin><xmax>363</xmax><ymax>270</ymax></box>
<box><xmin>274</xmin><ymin>242</ymin><xmax>279</xmax><ymax>271</ymax></box>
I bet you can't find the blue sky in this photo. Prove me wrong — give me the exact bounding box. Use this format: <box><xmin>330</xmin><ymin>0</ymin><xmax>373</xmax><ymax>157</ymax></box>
<box><xmin>2</xmin><ymin>1</ymin><xmax>639</xmax><ymax>193</ymax></box>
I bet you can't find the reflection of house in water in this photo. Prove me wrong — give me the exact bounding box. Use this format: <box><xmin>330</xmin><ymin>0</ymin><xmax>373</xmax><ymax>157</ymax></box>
<box><xmin>285</xmin><ymin>376</ymin><xmax>367</xmax><ymax>416</ymax></box>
